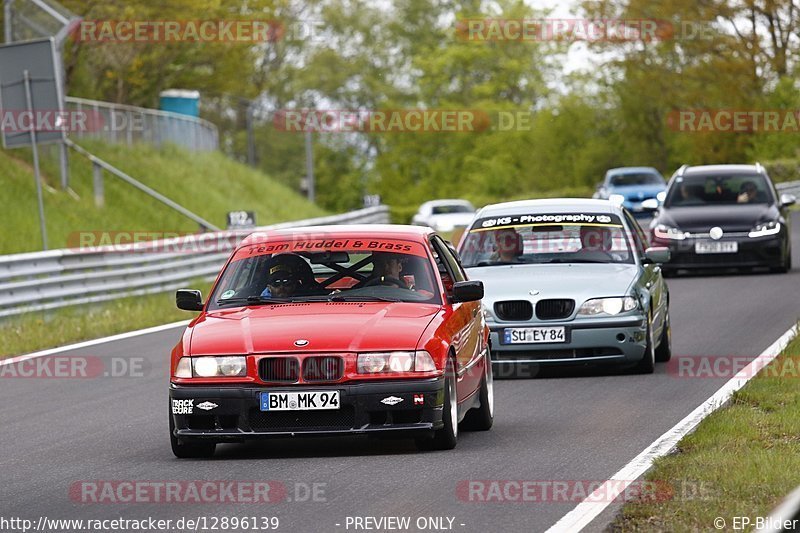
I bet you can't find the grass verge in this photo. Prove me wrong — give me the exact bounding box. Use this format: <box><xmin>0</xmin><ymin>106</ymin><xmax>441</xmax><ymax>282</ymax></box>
<box><xmin>0</xmin><ymin>283</ymin><xmax>211</xmax><ymax>359</ymax></box>
<box><xmin>1</xmin><ymin>140</ymin><xmax>328</xmax><ymax>254</ymax></box>
<box><xmin>612</xmin><ymin>327</ymin><xmax>800</xmax><ymax>531</ymax></box>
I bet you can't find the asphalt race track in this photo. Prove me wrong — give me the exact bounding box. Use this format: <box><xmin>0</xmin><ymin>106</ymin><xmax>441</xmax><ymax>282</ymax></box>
<box><xmin>2</xmin><ymin>212</ymin><xmax>799</xmax><ymax>533</ymax></box>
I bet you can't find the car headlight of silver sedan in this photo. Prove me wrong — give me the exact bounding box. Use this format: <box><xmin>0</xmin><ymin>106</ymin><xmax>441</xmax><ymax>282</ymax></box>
<box><xmin>578</xmin><ymin>297</ymin><xmax>638</xmax><ymax>316</ymax></box>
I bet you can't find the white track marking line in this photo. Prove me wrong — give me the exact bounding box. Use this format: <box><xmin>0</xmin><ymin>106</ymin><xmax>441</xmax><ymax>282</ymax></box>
<box><xmin>0</xmin><ymin>320</ymin><xmax>190</xmax><ymax>366</ymax></box>
<box><xmin>546</xmin><ymin>323</ymin><xmax>799</xmax><ymax>533</ymax></box>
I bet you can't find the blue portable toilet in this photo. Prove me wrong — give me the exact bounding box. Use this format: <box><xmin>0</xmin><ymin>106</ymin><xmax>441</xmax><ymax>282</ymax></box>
<box><xmin>159</xmin><ymin>89</ymin><xmax>200</xmax><ymax>117</ymax></box>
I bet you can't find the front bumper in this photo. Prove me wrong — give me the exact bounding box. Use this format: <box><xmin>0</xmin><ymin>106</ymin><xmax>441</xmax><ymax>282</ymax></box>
<box><xmin>655</xmin><ymin>234</ymin><xmax>785</xmax><ymax>270</ymax></box>
<box><xmin>170</xmin><ymin>378</ymin><xmax>445</xmax><ymax>441</ymax></box>
<box><xmin>488</xmin><ymin>316</ymin><xmax>648</xmax><ymax>365</ymax></box>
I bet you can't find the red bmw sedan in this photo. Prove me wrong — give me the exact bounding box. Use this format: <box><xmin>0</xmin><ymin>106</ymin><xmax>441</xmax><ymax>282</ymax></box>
<box><xmin>169</xmin><ymin>225</ymin><xmax>492</xmax><ymax>457</ymax></box>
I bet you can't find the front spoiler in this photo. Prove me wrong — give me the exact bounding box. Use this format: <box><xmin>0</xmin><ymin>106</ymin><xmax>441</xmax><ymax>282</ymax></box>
<box><xmin>169</xmin><ymin>378</ymin><xmax>445</xmax><ymax>441</ymax></box>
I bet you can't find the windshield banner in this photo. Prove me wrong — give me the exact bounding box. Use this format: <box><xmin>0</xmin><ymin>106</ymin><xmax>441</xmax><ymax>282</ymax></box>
<box><xmin>233</xmin><ymin>237</ymin><xmax>427</xmax><ymax>261</ymax></box>
<box><xmin>470</xmin><ymin>213</ymin><xmax>623</xmax><ymax>231</ymax></box>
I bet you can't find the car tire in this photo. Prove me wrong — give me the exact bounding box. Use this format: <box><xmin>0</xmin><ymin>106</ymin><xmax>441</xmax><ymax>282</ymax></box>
<box><xmin>462</xmin><ymin>350</ymin><xmax>494</xmax><ymax>431</ymax></box>
<box><xmin>654</xmin><ymin>311</ymin><xmax>672</xmax><ymax>362</ymax></box>
<box><xmin>170</xmin><ymin>411</ymin><xmax>216</xmax><ymax>459</ymax></box>
<box><xmin>416</xmin><ymin>358</ymin><xmax>458</xmax><ymax>451</ymax></box>
<box><xmin>633</xmin><ymin>316</ymin><xmax>656</xmax><ymax>374</ymax></box>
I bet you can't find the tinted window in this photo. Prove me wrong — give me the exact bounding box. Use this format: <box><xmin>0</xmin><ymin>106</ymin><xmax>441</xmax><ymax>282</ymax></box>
<box><xmin>431</xmin><ymin>204</ymin><xmax>474</xmax><ymax>215</ymax></box>
<box><xmin>664</xmin><ymin>174</ymin><xmax>774</xmax><ymax>207</ymax></box>
<box><xmin>609</xmin><ymin>173</ymin><xmax>664</xmax><ymax>186</ymax></box>
<box><xmin>459</xmin><ymin>212</ymin><xmax>635</xmax><ymax>266</ymax></box>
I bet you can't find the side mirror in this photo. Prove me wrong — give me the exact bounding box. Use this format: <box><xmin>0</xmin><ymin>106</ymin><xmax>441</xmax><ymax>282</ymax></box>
<box><xmin>641</xmin><ymin>198</ymin><xmax>660</xmax><ymax>211</ymax></box>
<box><xmin>451</xmin><ymin>280</ymin><xmax>484</xmax><ymax>303</ymax></box>
<box><xmin>780</xmin><ymin>193</ymin><xmax>796</xmax><ymax>207</ymax></box>
<box><xmin>176</xmin><ymin>289</ymin><xmax>204</xmax><ymax>311</ymax></box>
<box><xmin>644</xmin><ymin>247</ymin><xmax>671</xmax><ymax>264</ymax></box>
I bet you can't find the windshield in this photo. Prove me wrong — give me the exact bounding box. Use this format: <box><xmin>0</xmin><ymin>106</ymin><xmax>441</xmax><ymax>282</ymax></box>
<box><xmin>664</xmin><ymin>174</ymin><xmax>773</xmax><ymax>207</ymax></box>
<box><xmin>459</xmin><ymin>213</ymin><xmax>634</xmax><ymax>267</ymax></box>
<box><xmin>207</xmin><ymin>237</ymin><xmax>440</xmax><ymax>309</ymax></box>
<box><xmin>431</xmin><ymin>204</ymin><xmax>474</xmax><ymax>215</ymax></box>
<box><xmin>609</xmin><ymin>173</ymin><xmax>664</xmax><ymax>186</ymax></box>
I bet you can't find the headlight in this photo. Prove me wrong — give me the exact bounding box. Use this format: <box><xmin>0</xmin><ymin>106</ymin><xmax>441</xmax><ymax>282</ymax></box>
<box><xmin>482</xmin><ymin>304</ymin><xmax>495</xmax><ymax>321</ymax></box>
<box><xmin>748</xmin><ymin>221</ymin><xmax>780</xmax><ymax>238</ymax></box>
<box><xmin>187</xmin><ymin>356</ymin><xmax>247</xmax><ymax>377</ymax></box>
<box><xmin>578</xmin><ymin>297</ymin><xmax>638</xmax><ymax>316</ymax></box>
<box><xmin>609</xmin><ymin>194</ymin><xmax>625</xmax><ymax>205</ymax></box>
<box><xmin>654</xmin><ymin>224</ymin><xmax>687</xmax><ymax>240</ymax></box>
<box><xmin>656</xmin><ymin>191</ymin><xmax>667</xmax><ymax>202</ymax></box>
<box><xmin>357</xmin><ymin>351</ymin><xmax>436</xmax><ymax>373</ymax></box>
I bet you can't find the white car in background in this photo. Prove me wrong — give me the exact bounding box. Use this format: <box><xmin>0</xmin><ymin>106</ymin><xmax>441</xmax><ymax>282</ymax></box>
<box><xmin>411</xmin><ymin>199</ymin><xmax>476</xmax><ymax>233</ymax></box>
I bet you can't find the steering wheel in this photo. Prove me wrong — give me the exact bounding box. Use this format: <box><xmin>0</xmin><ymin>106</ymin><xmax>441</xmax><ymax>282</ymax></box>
<box><xmin>364</xmin><ymin>276</ymin><xmax>407</xmax><ymax>289</ymax></box>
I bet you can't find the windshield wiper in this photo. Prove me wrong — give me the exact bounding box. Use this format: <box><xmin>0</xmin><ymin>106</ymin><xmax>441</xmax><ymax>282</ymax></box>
<box><xmin>471</xmin><ymin>260</ymin><xmax>518</xmax><ymax>267</ymax></box>
<box><xmin>546</xmin><ymin>258</ymin><xmax>610</xmax><ymax>264</ymax></box>
<box><xmin>327</xmin><ymin>294</ymin><xmax>402</xmax><ymax>303</ymax></box>
<box><xmin>215</xmin><ymin>296</ymin><xmax>291</xmax><ymax>305</ymax></box>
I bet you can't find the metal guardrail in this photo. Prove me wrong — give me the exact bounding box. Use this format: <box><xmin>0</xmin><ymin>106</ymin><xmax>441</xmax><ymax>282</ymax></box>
<box><xmin>0</xmin><ymin>206</ymin><xmax>390</xmax><ymax>318</ymax></box>
<box><xmin>65</xmin><ymin>96</ymin><xmax>219</xmax><ymax>152</ymax></box>
<box><xmin>777</xmin><ymin>180</ymin><xmax>800</xmax><ymax>196</ymax></box>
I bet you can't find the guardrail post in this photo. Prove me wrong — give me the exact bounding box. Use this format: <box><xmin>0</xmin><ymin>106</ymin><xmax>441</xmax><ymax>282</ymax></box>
<box><xmin>92</xmin><ymin>161</ymin><xmax>104</xmax><ymax>207</ymax></box>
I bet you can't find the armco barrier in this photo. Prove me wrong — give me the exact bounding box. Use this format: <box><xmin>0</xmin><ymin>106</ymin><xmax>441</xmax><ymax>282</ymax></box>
<box><xmin>0</xmin><ymin>206</ymin><xmax>389</xmax><ymax>318</ymax></box>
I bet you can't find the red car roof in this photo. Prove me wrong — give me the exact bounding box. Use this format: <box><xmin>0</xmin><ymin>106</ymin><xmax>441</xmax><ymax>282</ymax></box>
<box><xmin>238</xmin><ymin>224</ymin><xmax>435</xmax><ymax>248</ymax></box>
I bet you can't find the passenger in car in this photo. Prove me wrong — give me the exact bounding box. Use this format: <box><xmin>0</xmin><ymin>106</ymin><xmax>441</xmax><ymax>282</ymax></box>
<box><xmin>493</xmin><ymin>228</ymin><xmax>523</xmax><ymax>263</ymax></box>
<box><xmin>737</xmin><ymin>181</ymin><xmax>759</xmax><ymax>203</ymax></box>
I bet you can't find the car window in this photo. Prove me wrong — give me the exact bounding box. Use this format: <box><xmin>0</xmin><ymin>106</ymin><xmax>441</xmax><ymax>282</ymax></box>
<box><xmin>623</xmin><ymin>210</ymin><xmax>648</xmax><ymax>257</ymax></box>
<box><xmin>664</xmin><ymin>174</ymin><xmax>774</xmax><ymax>206</ymax></box>
<box><xmin>431</xmin><ymin>204</ymin><xmax>473</xmax><ymax>215</ymax></box>
<box><xmin>459</xmin><ymin>212</ymin><xmax>635</xmax><ymax>266</ymax></box>
<box><xmin>609</xmin><ymin>173</ymin><xmax>664</xmax><ymax>186</ymax></box>
<box><xmin>432</xmin><ymin>235</ymin><xmax>466</xmax><ymax>282</ymax></box>
<box><xmin>207</xmin><ymin>237</ymin><xmax>441</xmax><ymax>309</ymax></box>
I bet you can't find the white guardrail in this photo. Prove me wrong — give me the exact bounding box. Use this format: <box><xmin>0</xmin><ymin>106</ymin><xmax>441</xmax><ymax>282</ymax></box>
<box><xmin>0</xmin><ymin>206</ymin><xmax>390</xmax><ymax>318</ymax></box>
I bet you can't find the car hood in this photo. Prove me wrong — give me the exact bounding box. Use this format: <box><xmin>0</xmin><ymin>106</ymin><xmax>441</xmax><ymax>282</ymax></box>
<box><xmin>189</xmin><ymin>302</ymin><xmax>441</xmax><ymax>355</ymax></box>
<box><xmin>428</xmin><ymin>212</ymin><xmax>475</xmax><ymax>227</ymax></box>
<box><xmin>466</xmin><ymin>263</ymin><xmax>640</xmax><ymax>307</ymax></box>
<box><xmin>658</xmin><ymin>204</ymin><xmax>778</xmax><ymax>232</ymax></box>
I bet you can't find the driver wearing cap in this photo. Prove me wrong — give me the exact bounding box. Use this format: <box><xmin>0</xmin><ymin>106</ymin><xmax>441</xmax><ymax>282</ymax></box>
<box><xmin>261</xmin><ymin>265</ymin><xmax>299</xmax><ymax>298</ymax></box>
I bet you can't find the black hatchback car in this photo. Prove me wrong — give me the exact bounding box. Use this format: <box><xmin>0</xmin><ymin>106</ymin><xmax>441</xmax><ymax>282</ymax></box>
<box><xmin>649</xmin><ymin>164</ymin><xmax>795</xmax><ymax>274</ymax></box>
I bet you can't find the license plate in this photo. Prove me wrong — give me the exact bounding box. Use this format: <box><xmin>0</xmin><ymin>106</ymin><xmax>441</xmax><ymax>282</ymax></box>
<box><xmin>260</xmin><ymin>391</ymin><xmax>340</xmax><ymax>411</ymax></box>
<box><xmin>503</xmin><ymin>327</ymin><xmax>566</xmax><ymax>344</ymax></box>
<box><xmin>695</xmin><ymin>241</ymin><xmax>738</xmax><ymax>254</ymax></box>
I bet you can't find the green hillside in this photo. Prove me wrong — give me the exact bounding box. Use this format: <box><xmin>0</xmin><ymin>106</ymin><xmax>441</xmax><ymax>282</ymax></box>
<box><xmin>1</xmin><ymin>140</ymin><xmax>328</xmax><ymax>254</ymax></box>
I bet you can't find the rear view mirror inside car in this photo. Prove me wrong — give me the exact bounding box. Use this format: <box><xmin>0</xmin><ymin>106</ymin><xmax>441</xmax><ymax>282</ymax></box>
<box><xmin>307</xmin><ymin>251</ymin><xmax>351</xmax><ymax>264</ymax></box>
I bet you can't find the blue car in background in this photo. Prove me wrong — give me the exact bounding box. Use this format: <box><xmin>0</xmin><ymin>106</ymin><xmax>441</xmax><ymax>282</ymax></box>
<box><xmin>594</xmin><ymin>167</ymin><xmax>667</xmax><ymax>217</ymax></box>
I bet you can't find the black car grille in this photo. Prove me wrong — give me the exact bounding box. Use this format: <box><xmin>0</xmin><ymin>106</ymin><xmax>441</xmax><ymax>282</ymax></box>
<box><xmin>494</xmin><ymin>301</ymin><xmax>533</xmax><ymax>321</ymax></box>
<box><xmin>248</xmin><ymin>406</ymin><xmax>356</xmax><ymax>431</ymax></box>
<box><xmin>535</xmin><ymin>299</ymin><xmax>575</xmax><ymax>320</ymax></box>
<box><xmin>259</xmin><ymin>357</ymin><xmax>300</xmax><ymax>383</ymax></box>
<box><xmin>302</xmin><ymin>356</ymin><xmax>344</xmax><ymax>382</ymax></box>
